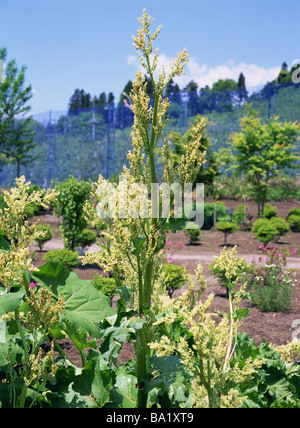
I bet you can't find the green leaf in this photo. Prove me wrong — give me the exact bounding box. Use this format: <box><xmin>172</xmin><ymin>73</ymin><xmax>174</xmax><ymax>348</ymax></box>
<box><xmin>0</xmin><ymin>289</ymin><xmax>24</xmax><ymax>316</ymax></box>
<box><xmin>72</xmin><ymin>359</ymin><xmax>115</xmax><ymax>408</ymax></box>
<box><xmin>33</xmin><ymin>262</ymin><xmax>115</xmax><ymax>338</ymax></box>
<box><xmin>109</xmin><ymin>365</ymin><xmax>137</xmax><ymax>408</ymax></box>
<box><xmin>62</xmin><ymin>322</ymin><xmax>97</xmax><ymax>357</ymax></box>
<box><xmin>0</xmin><ymin>235</ymin><xmax>10</xmax><ymax>250</ymax></box>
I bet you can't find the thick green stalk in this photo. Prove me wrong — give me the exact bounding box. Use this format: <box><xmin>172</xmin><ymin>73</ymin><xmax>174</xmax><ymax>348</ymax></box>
<box><xmin>15</xmin><ymin>309</ymin><xmax>29</xmax><ymax>408</ymax></box>
<box><xmin>136</xmin><ymin>92</ymin><xmax>159</xmax><ymax>409</ymax></box>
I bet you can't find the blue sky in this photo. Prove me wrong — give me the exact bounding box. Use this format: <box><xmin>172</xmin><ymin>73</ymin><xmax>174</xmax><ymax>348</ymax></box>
<box><xmin>0</xmin><ymin>0</ymin><xmax>299</xmax><ymax>115</ymax></box>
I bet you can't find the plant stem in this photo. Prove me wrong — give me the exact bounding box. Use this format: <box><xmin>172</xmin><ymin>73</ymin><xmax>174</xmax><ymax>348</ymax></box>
<box><xmin>136</xmin><ymin>90</ymin><xmax>159</xmax><ymax>408</ymax></box>
<box><xmin>14</xmin><ymin>309</ymin><xmax>29</xmax><ymax>408</ymax></box>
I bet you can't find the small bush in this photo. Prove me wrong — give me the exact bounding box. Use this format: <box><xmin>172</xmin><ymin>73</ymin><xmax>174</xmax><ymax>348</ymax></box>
<box><xmin>287</xmin><ymin>214</ymin><xmax>300</xmax><ymax>232</ymax></box>
<box><xmin>35</xmin><ymin>224</ymin><xmax>53</xmax><ymax>251</ymax></box>
<box><xmin>209</xmin><ymin>253</ymin><xmax>249</xmax><ymax>296</ymax></box>
<box><xmin>24</xmin><ymin>203</ymin><xmax>40</xmax><ymax>219</ymax></box>
<box><xmin>43</xmin><ymin>248</ymin><xmax>79</xmax><ymax>268</ymax></box>
<box><xmin>161</xmin><ymin>263</ymin><xmax>186</xmax><ymax>298</ymax></box>
<box><xmin>183</xmin><ymin>223</ymin><xmax>201</xmax><ymax>244</ymax></box>
<box><xmin>263</xmin><ymin>204</ymin><xmax>278</xmax><ymax>219</ymax></box>
<box><xmin>270</xmin><ymin>217</ymin><xmax>290</xmax><ymax>241</ymax></box>
<box><xmin>287</xmin><ymin>208</ymin><xmax>300</xmax><ymax>232</ymax></box>
<box><xmin>92</xmin><ymin>274</ymin><xmax>118</xmax><ymax>305</ymax></box>
<box><xmin>252</xmin><ymin>217</ymin><xmax>289</xmax><ymax>245</ymax></box>
<box><xmin>216</xmin><ymin>221</ymin><xmax>239</xmax><ymax>246</ymax></box>
<box><xmin>241</xmin><ymin>247</ymin><xmax>296</xmax><ymax>312</ymax></box>
<box><xmin>287</xmin><ymin>207</ymin><xmax>300</xmax><ymax>219</ymax></box>
<box><xmin>78</xmin><ymin>228</ymin><xmax>97</xmax><ymax>249</ymax></box>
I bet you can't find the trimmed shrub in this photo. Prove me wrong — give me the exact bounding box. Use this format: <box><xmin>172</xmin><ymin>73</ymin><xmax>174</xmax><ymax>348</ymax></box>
<box><xmin>162</xmin><ymin>263</ymin><xmax>186</xmax><ymax>298</ymax></box>
<box><xmin>92</xmin><ymin>274</ymin><xmax>118</xmax><ymax>306</ymax></box>
<box><xmin>287</xmin><ymin>214</ymin><xmax>300</xmax><ymax>232</ymax></box>
<box><xmin>252</xmin><ymin>217</ymin><xmax>289</xmax><ymax>245</ymax></box>
<box><xmin>270</xmin><ymin>217</ymin><xmax>290</xmax><ymax>241</ymax></box>
<box><xmin>287</xmin><ymin>208</ymin><xmax>300</xmax><ymax>232</ymax></box>
<box><xmin>42</xmin><ymin>248</ymin><xmax>79</xmax><ymax>268</ymax></box>
<box><xmin>287</xmin><ymin>207</ymin><xmax>300</xmax><ymax>218</ymax></box>
<box><xmin>78</xmin><ymin>228</ymin><xmax>97</xmax><ymax>249</ymax></box>
<box><xmin>216</xmin><ymin>221</ymin><xmax>239</xmax><ymax>246</ymax></box>
<box><xmin>263</xmin><ymin>203</ymin><xmax>278</xmax><ymax>219</ymax></box>
<box><xmin>183</xmin><ymin>222</ymin><xmax>201</xmax><ymax>244</ymax></box>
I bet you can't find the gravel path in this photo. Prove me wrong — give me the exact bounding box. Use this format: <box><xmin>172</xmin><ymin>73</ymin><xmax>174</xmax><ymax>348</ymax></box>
<box><xmin>33</xmin><ymin>238</ymin><xmax>300</xmax><ymax>269</ymax></box>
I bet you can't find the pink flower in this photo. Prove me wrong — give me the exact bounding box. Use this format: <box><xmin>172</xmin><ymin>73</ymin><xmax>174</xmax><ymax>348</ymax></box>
<box><xmin>280</xmin><ymin>253</ymin><xmax>283</xmax><ymax>258</ymax></box>
<box><xmin>168</xmin><ymin>257</ymin><xmax>173</xmax><ymax>263</ymax></box>
<box><xmin>123</xmin><ymin>99</ymin><xmax>132</xmax><ymax>110</ymax></box>
<box><xmin>274</xmin><ymin>253</ymin><xmax>278</xmax><ymax>257</ymax></box>
<box><xmin>29</xmin><ymin>281</ymin><xmax>37</xmax><ymax>289</ymax></box>
<box><xmin>266</xmin><ymin>258</ymin><xmax>269</xmax><ymax>263</ymax></box>
<box><xmin>168</xmin><ymin>240</ymin><xmax>172</xmax><ymax>247</ymax></box>
<box><xmin>292</xmin><ymin>249</ymin><xmax>296</xmax><ymax>254</ymax></box>
<box><xmin>259</xmin><ymin>245</ymin><xmax>264</xmax><ymax>249</ymax></box>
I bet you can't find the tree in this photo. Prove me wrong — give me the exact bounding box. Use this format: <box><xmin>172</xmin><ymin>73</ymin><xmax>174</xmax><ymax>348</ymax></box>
<box><xmin>230</xmin><ymin>104</ymin><xmax>300</xmax><ymax>216</ymax></box>
<box><xmin>276</xmin><ymin>62</ymin><xmax>292</xmax><ymax>84</ymax></box>
<box><xmin>237</xmin><ymin>72</ymin><xmax>248</xmax><ymax>103</ymax></box>
<box><xmin>216</xmin><ymin>221</ymin><xmax>239</xmax><ymax>246</ymax></box>
<box><xmin>68</xmin><ymin>89</ymin><xmax>92</xmax><ymax>115</ymax></box>
<box><xmin>0</xmin><ymin>47</ymin><xmax>36</xmax><ymax>177</ymax></box>
<box><xmin>184</xmin><ymin>80</ymin><xmax>198</xmax><ymax>115</ymax></box>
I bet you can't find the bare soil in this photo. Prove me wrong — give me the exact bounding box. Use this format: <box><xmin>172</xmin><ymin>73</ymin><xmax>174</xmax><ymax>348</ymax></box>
<box><xmin>30</xmin><ymin>199</ymin><xmax>300</xmax><ymax>367</ymax></box>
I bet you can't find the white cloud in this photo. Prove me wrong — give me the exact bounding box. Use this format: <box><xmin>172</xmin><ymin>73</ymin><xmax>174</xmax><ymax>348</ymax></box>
<box><xmin>126</xmin><ymin>53</ymin><xmax>281</xmax><ymax>91</ymax></box>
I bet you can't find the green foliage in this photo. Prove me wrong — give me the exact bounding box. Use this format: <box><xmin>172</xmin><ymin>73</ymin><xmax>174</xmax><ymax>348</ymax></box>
<box><xmin>287</xmin><ymin>208</ymin><xmax>300</xmax><ymax>232</ymax></box>
<box><xmin>23</xmin><ymin>203</ymin><xmax>40</xmax><ymax>219</ymax></box>
<box><xmin>287</xmin><ymin>214</ymin><xmax>300</xmax><ymax>232</ymax></box>
<box><xmin>235</xmin><ymin>332</ymin><xmax>300</xmax><ymax>408</ymax></box>
<box><xmin>270</xmin><ymin>217</ymin><xmax>290</xmax><ymax>240</ymax></box>
<box><xmin>202</xmin><ymin>201</ymin><xmax>227</xmax><ymax>230</ymax></box>
<box><xmin>0</xmin><ymin>47</ymin><xmax>37</xmax><ymax>177</ymax></box>
<box><xmin>263</xmin><ymin>203</ymin><xmax>278</xmax><ymax>219</ymax></box>
<box><xmin>42</xmin><ymin>248</ymin><xmax>79</xmax><ymax>268</ymax></box>
<box><xmin>35</xmin><ymin>224</ymin><xmax>53</xmax><ymax>251</ymax></box>
<box><xmin>241</xmin><ymin>248</ymin><xmax>296</xmax><ymax>312</ymax></box>
<box><xmin>230</xmin><ymin>104</ymin><xmax>300</xmax><ymax>216</ymax></box>
<box><xmin>0</xmin><ymin>261</ymin><xmax>115</xmax><ymax>408</ymax></box>
<box><xmin>183</xmin><ymin>223</ymin><xmax>201</xmax><ymax>244</ymax></box>
<box><xmin>161</xmin><ymin>263</ymin><xmax>186</xmax><ymax>298</ymax></box>
<box><xmin>252</xmin><ymin>217</ymin><xmax>290</xmax><ymax>245</ymax></box>
<box><xmin>78</xmin><ymin>228</ymin><xmax>97</xmax><ymax>249</ymax></box>
<box><xmin>234</xmin><ymin>204</ymin><xmax>247</xmax><ymax>224</ymax></box>
<box><xmin>92</xmin><ymin>274</ymin><xmax>118</xmax><ymax>304</ymax></box>
<box><xmin>216</xmin><ymin>221</ymin><xmax>239</xmax><ymax>245</ymax></box>
<box><xmin>54</xmin><ymin>176</ymin><xmax>91</xmax><ymax>250</ymax></box>
<box><xmin>0</xmin><ymin>193</ymin><xmax>7</xmax><ymax>211</ymax></box>
<box><xmin>267</xmin><ymin>177</ymin><xmax>300</xmax><ymax>202</ymax></box>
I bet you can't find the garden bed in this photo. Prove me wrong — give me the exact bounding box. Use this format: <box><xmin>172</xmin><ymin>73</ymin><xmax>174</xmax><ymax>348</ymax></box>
<box><xmin>30</xmin><ymin>198</ymin><xmax>300</xmax><ymax>367</ymax></box>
